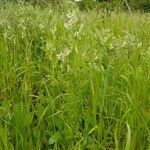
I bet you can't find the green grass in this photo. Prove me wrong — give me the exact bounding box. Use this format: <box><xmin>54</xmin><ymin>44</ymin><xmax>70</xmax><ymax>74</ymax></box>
<box><xmin>0</xmin><ymin>1</ymin><xmax>150</xmax><ymax>150</ymax></box>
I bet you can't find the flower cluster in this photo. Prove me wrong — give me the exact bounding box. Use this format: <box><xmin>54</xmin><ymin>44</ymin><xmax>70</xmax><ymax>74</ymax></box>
<box><xmin>56</xmin><ymin>48</ymin><xmax>71</xmax><ymax>62</ymax></box>
<box><xmin>64</xmin><ymin>11</ymin><xmax>78</xmax><ymax>29</ymax></box>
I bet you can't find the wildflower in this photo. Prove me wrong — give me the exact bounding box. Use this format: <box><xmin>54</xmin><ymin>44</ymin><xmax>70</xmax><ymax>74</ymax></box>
<box><xmin>64</xmin><ymin>11</ymin><xmax>78</xmax><ymax>29</ymax></box>
<box><xmin>56</xmin><ymin>48</ymin><xmax>71</xmax><ymax>62</ymax></box>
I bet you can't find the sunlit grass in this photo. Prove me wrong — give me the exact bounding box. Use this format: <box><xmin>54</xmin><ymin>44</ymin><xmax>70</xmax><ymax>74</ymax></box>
<box><xmin>0</xmin><ymin>2</ymin><xmax>150</xmax><ymax>150</ymax></box>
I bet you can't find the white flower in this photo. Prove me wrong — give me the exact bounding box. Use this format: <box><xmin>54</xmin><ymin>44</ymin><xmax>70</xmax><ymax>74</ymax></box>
<box><xmin>56</xmin><ymin>48</ymin><xmax>71</xmax><ymax>62</ymax></box>
<box><xmin>64</xmin><ymin>11</ymin><xmax>78</xmax><ymax>29</ymax></box>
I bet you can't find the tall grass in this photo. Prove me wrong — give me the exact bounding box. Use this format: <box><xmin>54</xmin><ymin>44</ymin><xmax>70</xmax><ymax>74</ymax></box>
<box><xmin>0</xmin><ymin>1</ymin><xmax>150</xmax><ymax>149</ymax></box>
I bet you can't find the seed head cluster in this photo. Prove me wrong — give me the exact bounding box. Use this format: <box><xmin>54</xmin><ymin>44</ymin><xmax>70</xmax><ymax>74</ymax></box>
<box><xmin>64</xmin><ymin>11</ymin><xmax>78</xmax><ymax>29</ymax></box>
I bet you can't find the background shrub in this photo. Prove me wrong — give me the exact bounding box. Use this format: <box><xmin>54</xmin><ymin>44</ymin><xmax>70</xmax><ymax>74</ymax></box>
<box><xmin>2</xmin><ymin>0</ymin><xmax>150</xmax><ymax>12</ymax></box>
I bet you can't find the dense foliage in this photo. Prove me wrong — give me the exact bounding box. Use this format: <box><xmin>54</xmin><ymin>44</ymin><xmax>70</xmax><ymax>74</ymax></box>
<box><xmin>0</xmin><ymin>1</ymin><xmax>150</xmax><ymax>149</ymax></box>
<box><xmin>2</xmin><ymin>0</ymin><xmax>150</xmax><ymax>11</ymax></box>
<box><xmin>77</xmin><ymin>0</ymin><xmax>150</xmax><ymax>12</ymax></box>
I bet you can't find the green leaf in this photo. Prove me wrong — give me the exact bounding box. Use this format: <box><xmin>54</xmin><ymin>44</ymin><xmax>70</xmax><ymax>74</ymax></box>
<box><xmin>125</xmin><ymin>123</ymin><xmax>131</xmax><ymax>150</ymax></box>
<box><xmin>0</xmin><ymin>126</ymin><xmax>8</xmax><ymax>150</ymax></box>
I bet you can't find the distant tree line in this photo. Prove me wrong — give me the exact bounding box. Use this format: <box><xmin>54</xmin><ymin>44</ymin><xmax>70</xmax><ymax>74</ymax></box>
<box><xmin>78</xmin><ymin>0</ymin><xmax>150</xmax><ymax>12</ymax></box>
<box><xmin>2</xmin><ymin>0</ymin><xmax>150</xmax><ymax>12</ymax></box>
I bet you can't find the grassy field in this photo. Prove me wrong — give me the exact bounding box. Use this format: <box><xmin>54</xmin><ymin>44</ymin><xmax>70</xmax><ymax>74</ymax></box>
<box><xmin>0</xmin><ymin>1</ymin><xmax>150</xmax><ymax>150</ymax></box>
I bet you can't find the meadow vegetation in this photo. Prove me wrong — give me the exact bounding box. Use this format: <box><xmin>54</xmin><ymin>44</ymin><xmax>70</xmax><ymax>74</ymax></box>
<box><xmin>0</xmin><ymin>1</ymin><xmax>150</xmax><ymax>149</ymax></box>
